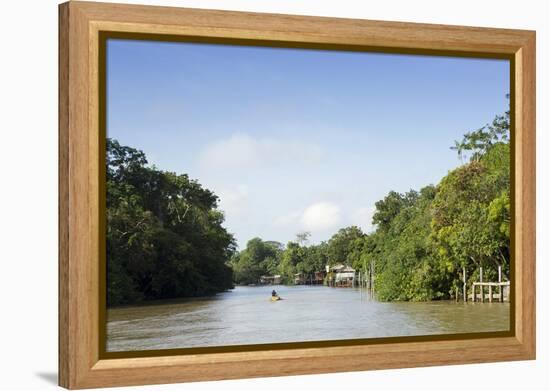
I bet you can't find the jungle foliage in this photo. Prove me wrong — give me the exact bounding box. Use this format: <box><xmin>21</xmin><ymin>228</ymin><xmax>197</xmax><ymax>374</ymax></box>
<box><xmin>230</xmin><ymin>106</ymin><xmax>511</xmax><ymax>301</ymax></box>
<box><xmin>106</xmin><ymin>139</ymin><xmax>236</xmax><ymax>306</ymax></box>
<box><xmin>108</xmin><ymin>104</ymin><xmax>510</xmax><ymax>303</ymax></box>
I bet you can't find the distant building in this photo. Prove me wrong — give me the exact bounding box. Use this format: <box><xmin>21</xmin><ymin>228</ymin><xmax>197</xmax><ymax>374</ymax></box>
<box><xmin>294</xmin><ymin>273</ymin><xmax>306</xmax><ymax>285</ymax></box>
<box><xmin>259</xmin><ymin>275</ymin><xmax>281</xmax><ymax>285</ymax></box>
<box><xmin>312</xmin><ymin>271</ymin><xmax>325</xmax><ymax>284</ymax></box>
<box><xmin>326</xmin><ymin>264</ymin><xmax>356</xmax><ymax>287</ymax></box>
<box><xmin>294</xmin><ymin>271</ymin><xmax>326</xmax><ymax>285</ymax></box>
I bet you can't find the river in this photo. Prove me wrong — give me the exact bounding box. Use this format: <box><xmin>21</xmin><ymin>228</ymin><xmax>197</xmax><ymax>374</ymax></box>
<box><xmin>106</xmin><ymin>285</ymin><xmax>510</xmax><ymax>352</ymax></box>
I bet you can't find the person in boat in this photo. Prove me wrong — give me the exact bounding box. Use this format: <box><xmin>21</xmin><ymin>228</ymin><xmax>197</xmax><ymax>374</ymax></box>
<box><xmin>271</xmin><ymin>289</ymin><xmax>277</xmax><ymax>297</ymax></box>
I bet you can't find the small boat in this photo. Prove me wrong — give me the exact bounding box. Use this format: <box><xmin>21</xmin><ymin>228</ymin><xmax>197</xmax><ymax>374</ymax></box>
<box><xmin>270</xmin><ymin>295</ymin><xmax>282</xmax><ymax>301</ymax></box>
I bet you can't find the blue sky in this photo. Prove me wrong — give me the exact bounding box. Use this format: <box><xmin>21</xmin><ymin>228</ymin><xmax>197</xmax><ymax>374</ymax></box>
<box><xmin>107</xmin><ymin>39</ymin><xmax>509</xmax><ymax>249</ymax></box>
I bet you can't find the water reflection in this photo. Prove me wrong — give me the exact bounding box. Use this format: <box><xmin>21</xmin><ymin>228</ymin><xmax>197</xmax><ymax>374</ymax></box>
<box><xmin>107</xmin><ymin>285</ymin><xmax>510</xmax><ymax>352</ymax></box>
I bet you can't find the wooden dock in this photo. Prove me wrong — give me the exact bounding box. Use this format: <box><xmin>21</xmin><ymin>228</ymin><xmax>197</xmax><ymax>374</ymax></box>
<box><xmin>470</xmin><ymin>281</ymin><xmax>510</xmax><ymax>302</ymax></box>
<box><xmin>463</xmin><ymin>266</ymin><xmax>509</xmax><ymax>303</ymax></box>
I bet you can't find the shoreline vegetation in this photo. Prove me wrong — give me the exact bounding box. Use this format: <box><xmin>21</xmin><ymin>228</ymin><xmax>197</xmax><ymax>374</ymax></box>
<box><xmin>107</xmin><ymin>104</ymin><xmax>510</xmax><ymax>307</ymax></box>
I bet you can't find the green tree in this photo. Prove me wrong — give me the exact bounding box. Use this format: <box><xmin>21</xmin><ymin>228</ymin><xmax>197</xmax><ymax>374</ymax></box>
<box><xmin>327</xmin><ymin>226</ymin><xmax>365</xmax><ymax>265</ymax></box>
<box><xmin>107</xmin><ymin>138</ymin><xmax>235</xmax><ymax>306</ymax></box>
<box><xmin>451</xmin><ymin>96</ymin><xmax>509</xmax><ymax>162</ymax></box>
<box><xmin>231</xmin><ymin>238</ymin><xmax>282</xmax><ymax>284</ymax></box>
<box><xmin>431</xmin><ymin>141</ymin><xmax>510</xmax><ymax>289</ymax></box>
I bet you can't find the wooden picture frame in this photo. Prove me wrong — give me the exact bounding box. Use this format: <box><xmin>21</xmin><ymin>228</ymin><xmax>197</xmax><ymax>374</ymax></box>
<box><xmin>59</xmin><ymin>1</ymin><xmax>536</xmax><ymax>389</ymax></box>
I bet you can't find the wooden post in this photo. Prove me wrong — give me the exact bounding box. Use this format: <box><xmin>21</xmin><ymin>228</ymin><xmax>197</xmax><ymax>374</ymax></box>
<box><xmin>480</xmin><ymin>267</ymin><xmax>484</xmax><ymax>302</ymax></box>
<box><xmin>472</xmin><ymin>283</ymin><xmax>476</xmax><ymax>302</ymax></box>
<box><xmin>370</xmin><ymin>261</ymin><xmax>373</xmax><ymax>294</ymax></box>
<box><xmin>372</xmin><ymin>260</ymin><xmax>375</xmax><ymax>296</ymax></box>
<box><xmin>498</xmin><ymin>265</ymin><xmax>503</xmax><ymax>302</ymax></box>
<box><xmin>489</xmin><ymin>284</ymin><xmax>493</xmax><ymax>303</ymax></box>
<box><xmin>369</xmin><ymin>268</ymin><xmax>372</xmax><ymax>295</ymax></box>
<box><xmin>463</xmin><ymin>266</ymin><xmax>467</xmax><ymax>302</ymax></box>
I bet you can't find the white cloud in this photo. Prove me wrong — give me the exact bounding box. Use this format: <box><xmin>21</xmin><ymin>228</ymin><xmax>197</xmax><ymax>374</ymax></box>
<box><xmin>301</xmin><ymin>202</ymin><xmax>341</xmax><ymax>231</ymax></box>
<box><xmin>273</xmin><ymin>211</ymin><xmax>302</xmax><ymax>227</ymax></box>
<box><xmin>351</xmin><ymin>206</ymin><xmax>376</xmax><ymax>233</ymax></box>
<box><xmin>273</xmin><ymin>202</ymin><xmax>341</xmax><ymax>233</ymax></box>
<box><xmin>197</xmin><ymin>133</ymin><xmax>323</xmax><ymax>171</ymax></box>
<box><xmin>217</xmin><ymin>185</ymin><xmax>249</xmax><ymax>217</ymax></box>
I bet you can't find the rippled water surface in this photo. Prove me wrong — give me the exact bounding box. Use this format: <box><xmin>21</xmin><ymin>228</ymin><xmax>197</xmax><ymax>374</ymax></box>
<box><xmin>107</xmin><ymin>285</ymin><xmax>510</xmax><ymax>352</ymax></box>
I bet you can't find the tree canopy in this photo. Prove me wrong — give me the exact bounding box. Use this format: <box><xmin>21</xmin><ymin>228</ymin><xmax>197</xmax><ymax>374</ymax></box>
<box><xmin>108</xmin><ymin>102</ymin><xmax>510</xmax><ymax>303</ymax></box>
<box><xmin>107</xmin><ymin>139</ymin><xmax>236</xmax><ymax>306</ymax></box>
<box><xmin>363</xmin><ymin>106</ymin><xmax>510</xmax><ymax>300</ymax></box>
<box><xmin>228</xmin><ymin>104</ymin><xmax>510</xmax><ymax>302</ymax></box>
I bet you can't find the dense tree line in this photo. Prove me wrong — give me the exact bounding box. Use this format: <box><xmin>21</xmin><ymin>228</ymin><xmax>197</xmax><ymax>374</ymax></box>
<box><xmin>106</xmin><ymin>139</ymin><xmax>235</xmax><ymax>306</ymax></box>
<box><xmin>368</xmin><ymin>106</ymin><xmax>510</xmax><ymax>300</ymax></box>
<box><xmin>230</xmin><ymin>234</ymin><xmax>329</xmax><ymax>285</ymax></box>
<box><xmin>231</xmin><ymin>106</ymin><xmax>510</xmax><ymax>301</ymax></box>
<box><xmin>108</xmin><ymin>104</ymin><xmax>509</xmax><ymax>303</ymax></box>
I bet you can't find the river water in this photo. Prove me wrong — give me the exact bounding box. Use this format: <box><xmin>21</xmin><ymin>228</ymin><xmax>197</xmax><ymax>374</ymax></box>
<box><xmin>106</xmin><ymin>285</ymin><xmax>510</xmax><ymax>352</ymax></box>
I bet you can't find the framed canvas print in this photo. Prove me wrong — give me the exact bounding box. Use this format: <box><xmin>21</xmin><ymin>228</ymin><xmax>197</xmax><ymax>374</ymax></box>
<box><xmin>58</xmin><ymin>1</ymin><xmax>536</xmax><ymax>389</ymax></box>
